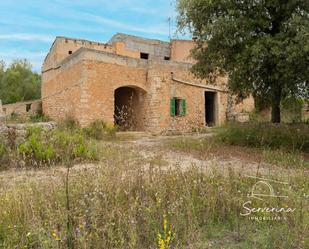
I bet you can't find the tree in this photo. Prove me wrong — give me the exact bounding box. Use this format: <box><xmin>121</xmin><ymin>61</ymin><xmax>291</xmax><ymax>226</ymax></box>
<box><xmin>0</xmin><ymin>60</ymin><xmax>41</xmax><ymax>104</ymax></box>
<box><xmin>177</xmin><ymin>0</ymin><xmax>309</xmax><ymax>123</ymax></box>
<box><xmin>0</xmin><ymin>61</ymin><xmax>5</xmax><ymax>93</ymax></box>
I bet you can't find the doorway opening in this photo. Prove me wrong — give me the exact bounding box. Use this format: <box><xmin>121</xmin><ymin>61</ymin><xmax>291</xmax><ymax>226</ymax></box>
<box><xmin>205</xmin><ymin>91</ymin><xmax>217</xmax><ymax>126</ymax></box>
<box><xmin>114</xmin><ymin>86</ymin><xmax>146</xmax><ymax>131</ymax></box>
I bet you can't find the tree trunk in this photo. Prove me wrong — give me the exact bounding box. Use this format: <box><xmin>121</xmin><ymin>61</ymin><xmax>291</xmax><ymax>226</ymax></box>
<box><xmin>271</xmin><ymin>87</ymin><xmax>282</xmax><ymax>123</ymax></box>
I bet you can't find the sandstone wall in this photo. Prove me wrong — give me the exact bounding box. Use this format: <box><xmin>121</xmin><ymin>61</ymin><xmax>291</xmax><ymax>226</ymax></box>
<box><xmin>109</xmin><ymin>33</ymin><xmax>171</xmax><ymax>60</ymax></box>
<box><xmin>42</xmin><ymin>46</ymin><xmax>254</xmax><ymax>133</ymax></box>
<box><xmin>43</xmin><ymin>37</ymin><xmax>115</xmax><ymax>71</ymax></box>
<box><xmin>171</xmin><ymin>40</ymin><xmax>196</xmax><ymax>64</ymax></box>
<box><xmin>80</xmin><ymin>59</ymin><xmax>148</xmax><ymax>127</ymax></box>
<box><xmin>42</xmin><ymin>58</ymin><xmax>85</xmax><ymax>122</ymax></box>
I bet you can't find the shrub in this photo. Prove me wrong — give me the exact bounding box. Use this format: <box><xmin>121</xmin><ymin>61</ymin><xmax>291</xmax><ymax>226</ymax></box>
<box><xmin>216</xmin><ymin>122</ymin><xmax>309</xmax><ymax>152</ymax></box>
<box><xmin>83</xmin><ymin>120</ymin><xmax>116</xmax><ymax>140</ymax></box>
<box><xmin>18</xmin><ymin>127</ymin><xmax>56</xmax><ymax>166</ymax></box>
<box><xmin>17</xmin><ymin>127</ymin><xmax>98</xmax><ymax>167</ymax></box>
<box><xmin>281</xmin><ymin>97</ymin><xmax>304</xmax><ymax>123</ymax></box>
<box><xmin>52</xmin><ymin>129</ymin><xmax>98</xmax><ymax>162</ymax></box>
<box><xmin>29</xmin><ymin>114</ymin><xmax>51</xmax><ymax>123</ymax></box>
<box><xmin>59</xmin><ymin>116</ymin><xmax>80</xmax><ymax>130</ymax></box>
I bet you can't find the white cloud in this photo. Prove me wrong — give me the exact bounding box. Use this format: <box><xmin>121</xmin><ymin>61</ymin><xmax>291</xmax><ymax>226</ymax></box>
<box><xmin>36</xmin><ymin>1</ymin><xmax>171</xmax><ymax>37</ymax></box>
<box><xmin>0</xmin><ymin>33</ymin><xmax>53</xmax><ymax>43</ymax></box>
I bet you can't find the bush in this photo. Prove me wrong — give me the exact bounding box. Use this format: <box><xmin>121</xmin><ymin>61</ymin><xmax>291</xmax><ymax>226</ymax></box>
<box><xmin>58</xmin><ymin>116</ymin><xmax>80</xmax><ymax>130</ymax></box>
<box><xmin>1</xmin><ymin>119</ymin><xmax>117</xmax><ymax>168</ymax></box>
<box><xmin>18</xmin><ymin>127</ymin><xmax>56</xmax><ymax>166</ymax></box>
<box><xmin>216</xmin><ymin>122</ymin><xmax>309</xmax><ymax>152</ymax></box>
<box><xmin>29</xmin><ymin>114</ymin><xmax>50</xmax><ymax>123</ymax></box>
<box><xmin>281</xmin><ymin>97</ymin><xmax>304</xmax><ymax>123</ymax></box>
<box><xmin>17</xmin><ymin>127</ymin><xmax>98</xmax><ymax>167</ymax></box>
<box><xmin>52</xmin><ymin>129</ymin><xmax>97</xmax><ymax>161</ymax></box>
<box><xmin>83</xmin><ymin>120</ymin><xmax>116</xmax><ymax>140</ymax></box>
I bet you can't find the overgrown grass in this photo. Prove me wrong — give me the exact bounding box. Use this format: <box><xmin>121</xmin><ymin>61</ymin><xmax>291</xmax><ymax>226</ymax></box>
<box><xmin>0</xmin><ymin>153</ymin><xmax>308</xmax><ymax>248</ymax></box>
<box><xmin>29</xmin><ymin>114</ymin><xmax>51</xmax><ymax>123</ymax></box>
<box><xmin>0</xmin><ymin>119</ymin><xmax>124</xmax><ymax>169</ymax></box>
<box><xmin>216</xmin><ymin>122</ymin><xmax>309</xmax><ymax>152</ymax></box>
<box><xmin>167</xmin><ymin>123</ymin><xmax>309</xmax><ymax>169</ymax></box>
<box><xmin>6</xmin><ymin>113</ymin><xmax>51</xmax><ymax>124</ymax></box>
<box><xmin>1</xmin><ymin>127</ymin><xmax>95</xmax><ymax>169</ymax></box>
<box><xmin>83</xmin><ymin>120</ymin><xmax>116</xmax><ymax>140</ymax></box>
<box><xmin>262</xmin><ymin>149</ymin><xmax>309</xmax><ymax>169</ymax></box>
<box><xmin>0</xmin><ymin>121</ymin><xmax>308</xmax><ymax>248</ymax></box>
<box><xmin>18</xmin><ymin>127</ymin><xmax>98</xmax><ymax>167</ymax></box>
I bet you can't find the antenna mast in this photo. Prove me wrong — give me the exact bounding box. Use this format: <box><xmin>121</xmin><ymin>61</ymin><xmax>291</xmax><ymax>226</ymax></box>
<box><xmin>168</xmin><ymin>17</ymin><xmax>171</xmax><ymax>40</ymax></box>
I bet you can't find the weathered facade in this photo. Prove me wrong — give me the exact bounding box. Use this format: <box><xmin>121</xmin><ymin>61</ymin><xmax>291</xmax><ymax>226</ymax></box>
<box><xmin>42</xmin><ymin>33</ymin><xmax>254</xmax><ymax>133</ymax></box>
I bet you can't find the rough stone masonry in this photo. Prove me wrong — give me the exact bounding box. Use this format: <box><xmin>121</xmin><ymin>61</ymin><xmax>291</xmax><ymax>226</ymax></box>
<box><xmin>41</xmin><ymin>33</ymin><xmax>254</xmax><ymax>133</ymax></box>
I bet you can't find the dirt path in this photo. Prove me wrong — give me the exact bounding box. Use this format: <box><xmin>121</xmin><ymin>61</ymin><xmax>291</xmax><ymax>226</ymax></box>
<box><xmin>128</xmin><ymin>133</ymin><xmax>303</xmax><ymax>178</ymax></box>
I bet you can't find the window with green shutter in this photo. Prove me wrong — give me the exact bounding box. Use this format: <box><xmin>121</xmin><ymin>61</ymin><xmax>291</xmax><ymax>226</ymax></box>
<box><xmin>171</xmin><ymin>98</ymin><xmax>186</xmax><ymax>117</ymax></box>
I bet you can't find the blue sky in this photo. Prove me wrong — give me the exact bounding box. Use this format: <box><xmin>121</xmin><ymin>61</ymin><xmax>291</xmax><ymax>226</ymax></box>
<box><xmin>0</xmin><ymin>0</ymin><xmax>188</xmax><ymax>72</ymax></box>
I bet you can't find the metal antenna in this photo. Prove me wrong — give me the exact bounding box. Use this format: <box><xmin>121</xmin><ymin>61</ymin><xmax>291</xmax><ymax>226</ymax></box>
<box><xmin>168</xmin><ymin>0</ymin><xmax>174</xmax><ymax>40</ymax></box>
<box><xmin>168</xmin><ymin>17</ymin><xmax>171</xmax><ymax>40</ymax></box>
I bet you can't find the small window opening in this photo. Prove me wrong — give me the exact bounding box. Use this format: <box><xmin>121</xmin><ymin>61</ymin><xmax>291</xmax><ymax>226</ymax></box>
<box><xmin>3</xmin><ymin>108</ymin><xmax>6</xmax><ymax>113</ymax></box>
<box><xmin>170</xmin><ymin>98</ymin><xmax>186</xmax><ymax>117</ymax></box>
<box><xmin>65</xmin><ymin>39</ymin><xmax>68</xmax><ymax>43</ymax></box>
<box><xmin>175</xmin><ymin>99</ymin><xmax>182</xmax><ymax>116</ymax></box>
<box><xmin>164</xmin><ymin>56</ymin><xmax>170</xmax><ymax>61</ymax></box>
<box><xmin>26</xmin><ymin>104</ymin><xmax>32</xmax><ymax>112</ymax></box>
<box><xmin>68</xmin><ymin>51</ymin><xmax>72</xmax><ymax>55</ymax></box>
<box><xmin>140</xmin><ymin>52</ymin><xmax>149</xmax><ymax>60</ymax></box>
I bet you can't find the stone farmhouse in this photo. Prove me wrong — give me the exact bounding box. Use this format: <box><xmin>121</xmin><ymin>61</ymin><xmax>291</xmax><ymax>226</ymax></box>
<box><xmin>42</xmin><ymin>33</ymin><xmax>254</xmax><ymax>133</ymax></box>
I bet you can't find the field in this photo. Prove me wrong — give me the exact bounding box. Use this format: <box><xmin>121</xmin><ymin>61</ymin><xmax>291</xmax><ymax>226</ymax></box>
<box><xmin>0</xmin><ymin>122</ymin><xmax>308</xmax><ymax>248</ymax></box>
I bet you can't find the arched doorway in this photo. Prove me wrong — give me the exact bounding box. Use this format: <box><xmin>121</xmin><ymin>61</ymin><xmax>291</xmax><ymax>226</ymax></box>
<box><xmin>114</xmin><ymin>86</ymin><xmax>146</xmax><ymax>131</ymax></box>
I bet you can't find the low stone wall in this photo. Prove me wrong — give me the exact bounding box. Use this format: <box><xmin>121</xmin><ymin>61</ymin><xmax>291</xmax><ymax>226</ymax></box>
<box><xmin>5</xmin><ymin>122</ymin><xmax>57</xmax><ymax>131</ymax></box>
<box><xmin>2</xmin><ymin>99</ymin><xmax>42</xmax><ymax>117</ymax></box>
<box><xmin>0</xmin><ymin>122</ymin><xmax>57</xmax><ymax>145</ymax></box>
<box><xmin>227</xmin><ymin>112</ymin><xmax>250</xmax><ymax>123</ymax></box>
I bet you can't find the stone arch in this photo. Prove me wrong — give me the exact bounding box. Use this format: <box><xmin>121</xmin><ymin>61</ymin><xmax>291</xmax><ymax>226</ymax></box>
<box><xmin>114</xmin><ymin>85</ymin><xmax>147</xmax><ymax>131</ymax></box>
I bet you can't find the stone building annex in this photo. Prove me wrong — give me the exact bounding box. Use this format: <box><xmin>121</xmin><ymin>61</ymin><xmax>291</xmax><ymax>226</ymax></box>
<box><xmin>42</xmin><ymin>33</ymin><xmax>254</xmax><ymax>133</ymax></box>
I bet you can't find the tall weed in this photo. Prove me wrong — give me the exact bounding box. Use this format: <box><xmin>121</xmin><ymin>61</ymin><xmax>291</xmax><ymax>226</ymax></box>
<box><xmin>216</xmin><ymin>122</ymin><xmax>309</xmax><ymax>152</ymax></box>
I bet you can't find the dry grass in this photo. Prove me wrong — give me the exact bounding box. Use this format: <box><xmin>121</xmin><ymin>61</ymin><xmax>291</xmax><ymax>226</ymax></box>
<box><xmin>167</xmin><ymin>134</ymin><xmax>309</xmax><ymax>170</ymax></box>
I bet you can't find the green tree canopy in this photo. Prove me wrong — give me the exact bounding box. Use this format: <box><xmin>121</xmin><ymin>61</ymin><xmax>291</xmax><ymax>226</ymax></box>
<box><xmin>0</xmin><ymin>60</ymin><xmax>41</xmax><ymax>105</ymax></box>
<box><xmin>177</xmin><ymin>0</ymin><xmax>309</xmax><ymax>123</ymax></box>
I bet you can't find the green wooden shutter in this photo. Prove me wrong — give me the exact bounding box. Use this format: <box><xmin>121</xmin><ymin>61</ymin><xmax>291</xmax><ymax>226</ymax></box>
<box><xmin>182</xmin><ymin>99</ymin><xmax>186</xmax><ymax>116</ymax></box>
<box><xmin>170</xmin><ymin>98</ymin><xmax>176</xmax><ymax>116</ymax></box>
